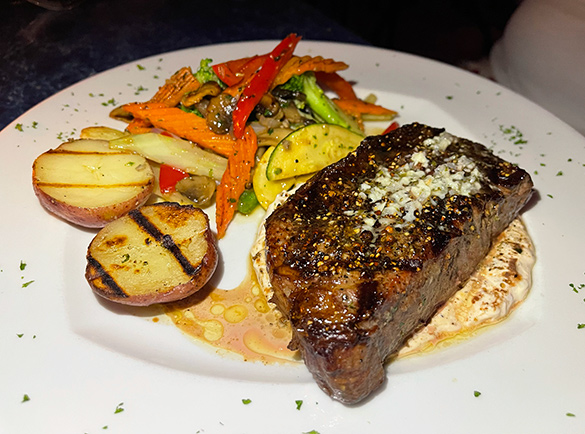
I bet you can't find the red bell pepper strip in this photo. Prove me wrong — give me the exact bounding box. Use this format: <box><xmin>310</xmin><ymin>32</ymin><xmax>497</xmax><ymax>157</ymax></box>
<box><xmin>212</xmin><ymin>63</ymin><xmax>241</xmax><ymax>87</ymax></box>
<box><xmin>159</xmin><ymin>164</ymin><xmax>189</xmax><ymax>194</ymax></box>
<box><xmin>233</xmin><ymin>55</ymin><xmax>269</xmax><ymax>85</ymax></box>
<box><xmin>382</xmin><ymin>121</ymin><xmax>400</xmax><ymax>134</ymax></box>
<box><xmin>213</xmin><ymin>54</ymin><xmax>268</xmax><ymax>87</ymax></box>
<box><xmin>231</xmin><ymin>34</ymin><xmax>301</xmax><ymax>138</ymax></box>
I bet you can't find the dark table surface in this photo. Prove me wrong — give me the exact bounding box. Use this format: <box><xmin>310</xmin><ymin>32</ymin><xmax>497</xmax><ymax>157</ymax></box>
<box><xmin>0</xmin><ymin>0</ymin><xmax>369</xmax><ymax>131</ymax></box>
<box><xmin>1</xmin><ymin>0</ymin><xmax>518</xmax><ymax>131</ymax></box>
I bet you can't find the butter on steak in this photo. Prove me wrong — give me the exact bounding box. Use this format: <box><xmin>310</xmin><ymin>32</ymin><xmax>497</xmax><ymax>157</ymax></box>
<box><xmin>264</xmin><ymin>123</ymin><xmax>533</xmax><ymax>404</ymax></box>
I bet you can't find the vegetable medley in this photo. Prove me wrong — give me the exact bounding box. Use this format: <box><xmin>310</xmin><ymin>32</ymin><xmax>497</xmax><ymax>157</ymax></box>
<box><xmin>107</xmin><ymin>33</ymin><xmax>398</xmax><ymax>237</ymax></box>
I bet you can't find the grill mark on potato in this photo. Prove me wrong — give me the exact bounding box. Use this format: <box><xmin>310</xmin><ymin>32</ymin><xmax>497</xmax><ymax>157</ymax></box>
<box><xmin>86</xmin><ymin>255</ymin><xmax>129</xmax><ymax>298</ymax></box>
<box><xmin>129</xmin><ymin>209</ymin><xmax>200</xmax><ymax>276</ymax></box>
<box><xmin>46</xmin><ymin>150</ymin><xmax>124</xmax><ymax>155</ymax></box>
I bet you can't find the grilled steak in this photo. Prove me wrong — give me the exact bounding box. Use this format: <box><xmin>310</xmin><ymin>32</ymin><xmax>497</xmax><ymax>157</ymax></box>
<box><xmin>263</xmin><ymin>123</ymin><xmax>533</xmax><ymax>404</ymax></box>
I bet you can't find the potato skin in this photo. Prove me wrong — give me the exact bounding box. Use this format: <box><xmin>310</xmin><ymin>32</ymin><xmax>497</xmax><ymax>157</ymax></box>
<box><xmin>85</xmin><ymin>203</ymin><xmax>219</xmax><ymax>306</ymax></box>
<box><xmin>32</xmin><ymin>180</ymin><xmax>154</xmax><ymax>228</ymax></box>
<box><xmin>32</xmin><ymin>139</ymin><xmax>155</xmax><ymax>228</ymax></box>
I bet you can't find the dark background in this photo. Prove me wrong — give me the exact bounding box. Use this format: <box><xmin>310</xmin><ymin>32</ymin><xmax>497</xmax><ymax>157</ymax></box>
<box><xmin>0</xmin><ymin>0</ymin><xmax>522</xmax><ymax>130</ymax></box>
<box><xmin>311</xmin><ymin>0</ymin><xmax>521</xmax><ymax>65</ymax></box>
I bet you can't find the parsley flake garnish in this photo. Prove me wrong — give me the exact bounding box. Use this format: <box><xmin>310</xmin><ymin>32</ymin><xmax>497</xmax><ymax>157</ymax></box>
<box><xmin>114</xmin><ymin>402</ymin><xmax>124</xmax><ymax>414</ymax></box>
<box><xmin>22</xmin><ymin>280</ymin><xmax>34</xmax><ymax>288</ymax></box>
<box><xmin>499</xmin><ymin>124</ymin><xmax>527</xmax><ymax>145</ymax></box>
<box><xmin>134</xmin><ymin>85</ymin><xmax>148</xmax><ymax>95</ymax></box>
<box><xmin>578</xmin><ymin>324</ymin><xmax>585</xmax><ymax>329</ymax></box>
<box><xmin>295</xmin><ymin>399</ymin><xmax>303</xmax><ymax>410</ymax></box>
<box><xmin>137</xmin><ymin>64</ymin><xmax>146</xmax><ymax>71</ymax></box>
<box><xmin>22</xmin><ymin>394</ymin><xmax>30</xmax><ymax>403</ymax></box>
<box><xmin>101</xmin><ymin>98</ymin><xmax>117</xmax><ymax>107</ymax></box>
<box><xmin>20</xmin><ymin>260</ymin><xmax>26</xmax><ymax>271</ymax></box>
<box><xmin>15</xmin><ymin>123</ymin><xmax>24</xmax><ymax>131</ymax></box>
<box><xmin>473</xmin><ymin>390</ymin><xmax>481</xmax><ymax>397</ymax></box>
<box><xmin>566</xmin><ymin>412</ymin><xmax>576</xmax><ymax>417</ymax></box>
<box><xmin>241</xmin><ymin>398</ymin><xmax>252</xmax><ymax>405</ymax></box>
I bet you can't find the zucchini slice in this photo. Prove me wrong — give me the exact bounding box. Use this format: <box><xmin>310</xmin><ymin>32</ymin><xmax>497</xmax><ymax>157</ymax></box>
<box><xmin>266</xmin><ymin>124</ymin><xmax>363</xmax><ymax>181</ymax></box>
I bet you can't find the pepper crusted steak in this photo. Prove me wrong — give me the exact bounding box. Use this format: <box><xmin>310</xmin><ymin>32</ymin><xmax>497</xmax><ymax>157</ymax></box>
<box><xmin>263</xmin><ymin>123</ymin><xmax>534</xmax><ymax>404</ymax></box>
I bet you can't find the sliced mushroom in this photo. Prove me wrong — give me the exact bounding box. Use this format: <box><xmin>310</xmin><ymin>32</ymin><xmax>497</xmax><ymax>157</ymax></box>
<box><xmin>175</xmin><ymin>175</ymin><xmax>216</xmax><ymax>208</ymax></box>
<box><xmin>206</xmin><ymin>93</ymin><xmax>235</xmax><ymax>134</ymax></box>
<box><xmin>181</xmin><ymin>81</ymin><xmax>223</xmax><ymax>108</ymax></box>
<box><xmin>256</xmin><ymin>93</ymin><xmax>281</xmax><ymax>118</ymax></box>
<box><xmin>281</xmin><ymin>103</ymin><xmax>304</xmax><ymax>125</ymax></box>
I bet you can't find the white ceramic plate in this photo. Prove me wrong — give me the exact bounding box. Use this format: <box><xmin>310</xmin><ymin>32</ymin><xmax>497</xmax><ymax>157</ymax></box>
<box><xmin>1</xmin><ymin>40</ymin><xmax>584</xmax><ymax>434</ymax></box>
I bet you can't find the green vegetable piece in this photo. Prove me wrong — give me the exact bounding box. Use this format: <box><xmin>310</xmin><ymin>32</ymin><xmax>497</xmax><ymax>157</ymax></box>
<box><xmin>266</xmin><ymin>123</ymin><xmax>363</xmax><ymax>181</ymax></box>
<box><xmin>194</xmin><ymin>58</ymin><xmax>225</xmax><ymax>88</ymax></box>
<box><xmin>300</xmin><ymin>72</ymin><xmax>362</xmax><ymax>134</ymax></box>
<box><xmin>237</xmin><ymin>189</ymin><xmax>259</xmax><ymax>215</ymax></box>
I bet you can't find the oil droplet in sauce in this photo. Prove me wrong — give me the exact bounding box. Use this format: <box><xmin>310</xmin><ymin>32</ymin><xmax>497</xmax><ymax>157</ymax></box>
<box><xmin>163</xmin><ymin>264</ymin><xmax>299</xmax><ymax>365</ymax></box>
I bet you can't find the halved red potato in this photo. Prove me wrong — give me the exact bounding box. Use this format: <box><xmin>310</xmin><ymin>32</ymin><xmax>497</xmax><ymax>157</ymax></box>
<box><xmin>85</xmin><ymin>203</ymin><xmax>218</xmax><ymax>306</ymax></box>
<box><xmin>32</xmin><ymin>139</ymin><xmax>155</xmax><ymax>227</ymax></box>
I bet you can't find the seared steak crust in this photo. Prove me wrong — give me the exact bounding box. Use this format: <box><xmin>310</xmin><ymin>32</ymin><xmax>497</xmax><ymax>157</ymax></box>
<box><xmin>264</xmin><ymin>123</ymin><xmax>533</xmax><ymax>404</ymax></box>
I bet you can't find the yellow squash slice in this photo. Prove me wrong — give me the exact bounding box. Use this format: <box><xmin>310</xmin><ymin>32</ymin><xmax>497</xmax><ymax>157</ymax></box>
<box><xmin>265</xmin><ymin>123</ymin><xmax>363</xmax><ymax>181</ymax></box>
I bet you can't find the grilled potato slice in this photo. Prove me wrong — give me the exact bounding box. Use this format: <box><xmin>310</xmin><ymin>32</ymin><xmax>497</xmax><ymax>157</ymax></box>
<box><xmin>32</xmin><ymin>139</ymin><xmax>154</xmax><ymax>228</ymax></box>
<box><xmin>86</xmin><ymin>203</ymin><xmax>218</xmax><ymax>306</ymax></box>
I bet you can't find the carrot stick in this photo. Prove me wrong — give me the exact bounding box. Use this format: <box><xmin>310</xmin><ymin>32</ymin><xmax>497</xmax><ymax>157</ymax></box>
<box><xmin>149</xmin><ymin>66</ymin><xmax>201</xmax><ymax>107</ymax></box>
<box><xmin>332</xmin><ymin>98</ymin><xmax>398</xmax><ymax>118</ymax></box>
<box><xmin>215</xmin><ymin>126</ymin><xmax>258</xmax><ymax>238</ymax></box>
<box><xmin>123</xmin><ymin>103</ymin><xmax>235</xmax><ymax>157</ymax></box>
<box><xmin>126</xmin><ymin>118</ymin><xmax>153</xmax><ymax>134</ymax></box>
<box><xmin>315</xmin><ymin>71</ymin><xmax>357</xmax><ymax>100</ymax></box>
<box><xmin>119</xmin><ymin>67</ymin><xmax>201</xmax><ymax>133</ymax></box>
